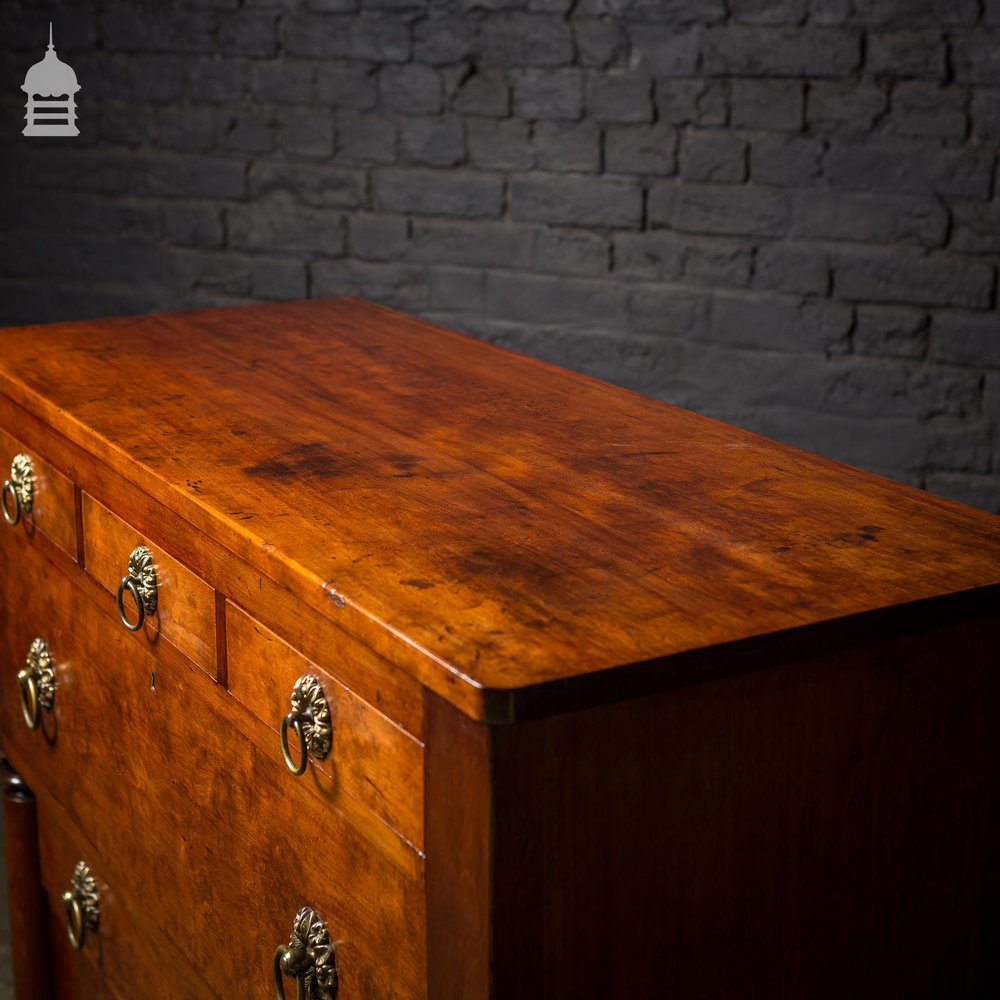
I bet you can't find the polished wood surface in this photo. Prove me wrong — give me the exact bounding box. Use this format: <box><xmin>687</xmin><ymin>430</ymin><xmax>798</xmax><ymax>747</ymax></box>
<box><xmin>82</xmin><ymin>493</ymin><xmax>217</xmax><ymax>679</ymax></box>
<box><xmin>3</xmin><ymin>761</ymin><xmax>52</xmax><ymax>1000</ymax></box>
<box><xmin>0</xmin><ymin>427</ymin><xmax>76</xmax><ymax>562</ymax></box>
<box><xmin>2</xmin><ymin>298</ymin><xmax>998</xmax><ymax>720</ymax></box>
<box><xmin>0</xmin><ymin>523</ymin><xmax>426</xmax><ymax>999</ymax></box>
<box><xmin>227</xmin><ymin>602</ymin><xmax>425</xmax><ymax>850</ymax></box>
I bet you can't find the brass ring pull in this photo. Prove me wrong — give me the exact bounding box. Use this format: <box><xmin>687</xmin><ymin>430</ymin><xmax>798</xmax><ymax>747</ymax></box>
<box><xmin>16</xmin><ymin>637</ymin><xmax>55</xmax><ymax>731</ymax></box>
<box><xmin>61</xmin><ymin>861</ymin><xmax>99</xmax><ymax>951</ymax></box>
<box><xmin>2</xmin><ymin>453</ymin><xmax>34</xmax><ymax>526</ymax></box>
<box><xmin>279</xmin><ymin>674</ymin><xmax>332</xmax><ymax>777</ymax></box>
<box><xmin>273</xmin><ymin>907</ymin><xmax>338</xmax><ymax>1000</ymax></box>
<box><xmin>116</xmin><ymin>545</ymin><xmax>157</xmax><ymax>632</ymax></box>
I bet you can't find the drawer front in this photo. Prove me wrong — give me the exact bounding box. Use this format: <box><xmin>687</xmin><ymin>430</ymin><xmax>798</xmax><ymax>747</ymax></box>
<box><xmin>0</xmin><ymin>425</ymin><xmax>76</xmax><ymax>559</ymax></box>
<box><xmin>0</xmin><ymin>536</ymin><xmax>427</xmax><ymax>999</ymax></box>
<box><xmin>82</xmin><ymin>492</ymin><xmax>217</xmax><ymax>678</ymax></box>
<box><xmin>37</xmin><ymin>791</ymin><xmax>212</xmax><ymax>999</ymax></box>
<box><xmin>227</xmin><ymin>602</ymin><xmax>425</xmax><ymax>850</ymax></box>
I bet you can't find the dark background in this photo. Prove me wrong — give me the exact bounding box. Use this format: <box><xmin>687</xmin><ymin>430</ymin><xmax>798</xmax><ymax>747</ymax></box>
<box><xmin>1</xmin><ymin>0</ymin><xmax>998</xmax><ymax>511</ymax></box>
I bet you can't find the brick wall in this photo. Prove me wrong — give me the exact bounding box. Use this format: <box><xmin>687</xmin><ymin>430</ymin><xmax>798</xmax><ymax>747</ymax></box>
<box><xmin>1</xmin><ymin>0</ymin><xmax>998</xmax><ymax>511</ymax></box>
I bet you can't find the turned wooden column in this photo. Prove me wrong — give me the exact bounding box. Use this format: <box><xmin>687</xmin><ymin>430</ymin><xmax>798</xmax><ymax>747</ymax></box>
<box><xmin>3</xmin><ymin>758</ymin><xmax>51</xmax><ymax>1000</ymax></box>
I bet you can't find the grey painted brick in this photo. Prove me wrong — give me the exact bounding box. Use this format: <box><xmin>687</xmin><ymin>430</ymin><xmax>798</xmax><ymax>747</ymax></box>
<box><xmin>926</xmin><ymin>415</ymin><xmax>993</xmax><ymax>474</ymax></box>
<box><xmin>467</xmin><ymin>119</ymin><xmax>534</xmax><ymax>170</ymax></box>
<box><xmin>377</xmin><ymin>168</ymin><xmax>504</xmax><ymax>217</ymax></box>
<box><xmin>511</xmin><ymin>69</ymin><xmax>585</xmax><ymax>120</ymax></box>
<box><xmin>533</xmin><ymin>229</ymin><xmax>610</xmax><ymax>276</ymax></box>
<box><xmin>650</xmin><ymin>183</ymin><xmax>790</xmax><ymax>238</ymax></box>
<box><xmin>281</xmin><ymin>107</ymin><xmax>336</xmax><ymax>158</ymax></box>
<box><xmin>926</xmin><ymin>470</ymin><xmax>1000</xmax><ymax>512</ymax></box>
<box><xmin>228</xmin><ymin>203</ymin><xmax>345</xmax><ymax>256</ymax></box>
<box><xmin>587</xmin><ymin>72</ymin><xmax>654</xmax><ymax>123</ymax></box>
<box><xmin>285</xmin><ymin>13</ymin><xmax>411</xmax><ymax>62</ymax></box>
<box><xmin>380</xmin><ymin>65</ymin><xmax>441</xmax><ymax>114</ymax></box>
<box><xmin>481</xmin><ymin>15</ymin><xmax>574</xmax><ymax>66</ymax></box>
<box><xmin>631</xmin><ymin>28</ymin><xmax>701</xmax><ymax>77</ymax></box>
<box><xmin>679</xmin><ymin>131</ymin><xmax>747</xmax><ymax>184</ymax></box>
<box><xmin>656</xmin><ymin>78</ymin><xmax>729</xmax><ymax>126</ymax></box>
<box><xmin>574</xmin><ymin>18</ymin><xmax>627</xmax><ymax>68</ymax></box>
<box><xmin>834</xmin><ymin>250</ymin><xmax>995</xmax><ymax>309</ymax></box>
<box><xmin>221</xmin><ymin>109</ymin><xmax>275</xmax><ymax>153</ymax></box>
<box><xmin>825</xmin><ymin>139</ymin><xmax>994</xmax><ymax>198</ymax></box>
<box><xmin>102</xmin><ymin>10</ymin><xmax>217</xmax><ymax>53</ymax></box>
<box><xmin>730</xmin><ymin>0</ymin><xmax>808</xmax><ymax>23</ymax></box>
<box><xmin>169</xmin><ymin>249</ymin><xmax>249</xmax><ymax>296</ymax></box>
<box><xmin>485</xmin><ymin>271</ymin><xmax>628</xmax><ymax>326</ymax></box>
<box><xmin>952</xmin><ymin>33</ymin><xmax>1000</xmax><ymax>85</ymax></box>
<box><xmin>591</xmin><ymin>0</ymin><xmax>727</xmax><ymax>23</ymax></box>
<box><xmin>15</xmin><ymin>149</ymin><xmax>124</xmax><ymax>195</ymax></box>
<box><xmin>605</xmin><ymin>124</ymin><xmax>678</xmax><ymax>176</ymax></box>
<box><xmin>987</xmin><ymin>0</ymin><xmax>1000</xmax><ymax>27</ymax></box>
<box><xmin>453</xmin><ymin>71</ymin><xmax>511</xmax><ymax>117</ymax></box>
<box><xmin>790</xmin><ymin>191</ymin><xmax>948</xmax><ymax>247</ymax></box>
<box><xmin>249</xmin><ymin>162</ymin><xmax>366</xmax><ymax>208</ymax></box>
<box><xmin>627</xmin><ymin>284</ymin><xmax>710</xmax><ymax>337</ymax></box>
<box><xmin>335</xmin><ymin>110</ymin><xmax>397</xmax><ymax>163</ymax></box>
<box><xmin>753</xmin><ymin>243</ymin><xmax>830</xmax><ymax>296</ymax></box>
<box><xmin>510</xmin><ymin>174</ymin><xmax>642</xmax><ymax>228</ymax></box>
<box><xmin>889</xmin><ymin>84</ymin><xmax>967</xmax><ymax>140</ymax></box>
<box><xmin>413</xmin><ymin>15</ymin><xmax>477</xmax><ymax>64</ymax></box>
<box><xmin>730</xmin><ymin>79</ymin><xmax>803</xmax><ymax>131</ymax></box>
<box><xmin>252</xmin><ymin>62</ymin><xmax>314</xmax><ymax>104</ymax></box>
<box><xmin>428</xmin><ymin>266</ymin><xmax>485</xmax><ymax>312</ymax></box>
<box><xmin>134</xmin><ymin>155</ymin><xmax>247</xmax><ymax>200</ymax></box>
<box><xmin>399</xmin><ymin>117</ymin><xmax>466</xmax><ymax>167</ymax></box>
<box><xmin>951</xmin><ymin>201</ymin><xmax>1000</xmax><ymax>254</ymax></box>
<box><xmin>126</xmin><ymin>55</ymin><xmax>189</xmax><ymax>104</ymax></box>
<box><xmin>853</xmin><ymin>306</ymin><xmax>929</xmax><ymax>359</ymax></box>
<box><xmin>849</xmin><ymin>0</ymin><xmax>979</xmax><ymax>27</ymax></box>
<box><xmin>614</xmin><ymin>232</ymin><xmax>685</xmax><ymax>282</ymax></box>
<box><xmin>163</xmin><ymin>204</ymin><xmax>225</xmax><ymax>249</ymax></box>
<box><xmin>218</xmin><ymin>12</ymin><xmax>277</xmax><ymax>58</ymax></box>
<box><xmin>349</xmin><ymin>213</ymin><xmax>410</xmax><ymax>260</ymax></box>
<box><xmin>188</xmin><ymin>59</ymin><xmax>246</xmax><ymax>104</ymax></box>
<box><xmin>532</xmin><ymin>122</ymin><xmax>601</xmax><ymax>173</ymax></box>
<box><xmin>866</xmin><ymin>30</ymin><xmax>946</xmax><ymax>80</ymax></box>
<box><xmin>702</xmin><ymin>27</ymin><xmax>862</xmax><ymax>78</ymax></box>
<box><xmin>250</xmin><ymin>256</ymin><xmax>308</xmax><ymax>300</ymax></box>
<box><xmin>409</xmin><ymin>219</ymin><xmax>535</xmax><ymax>269</ymax></box>
<box><xmin>970</xmin><ymin>89</ymin><xmax>1000</xmax><ymax>140</ymax></box>
<box><xmin>807</xmin><ymin>82</ymin><xmax>887</xmax><ymax>133</ymax></box>
<box><xmin>929</xmin><ymin>313</ymin><xmax>1000</xmax><ymax>368</ymax></box>
<box><xmin>158</xmin><ymin>107</ymin><xmax>217</xmax><ymax>153</ymax></box>
<box><xmin>316</xmin><ymin>62</ymin><xmax>378</xmax><ymax>110</ymax></box>
<box><xmin>709</xmin><ymin>292</ymin><xmax>851</xmax><ymax>352</ymax></box>
<box><xmin>312</xmin><ymin>259</ymin><xmax>428</xmax><ymax>309</ymax></box>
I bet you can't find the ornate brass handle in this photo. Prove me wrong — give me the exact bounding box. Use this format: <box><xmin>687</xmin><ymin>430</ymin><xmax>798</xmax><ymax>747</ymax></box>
<box><xmin>61</xmin><ymin>861</ymin><xmax>99</xmax><ymax>951</ymax></box>
<box><xmin>16</xmin><ymin>637</ymin><xmax>55</xmax><ymax>731</ymax></box>
<box><xmin>273</xmin><ymin>907</ymin><xmax>338</xmax><ymax>1000</ymax></box>
<box><xmin>2</xmin><ymin>453</ymin><xmax>34</xmax><ymax>526</ymax></box>
<box><xmin>116</xmin><ymin>545</ymin><xmax>158</xmax><ymax>631</ymax></box>
<box><xmin>279</xmin><ymin>674</ymin><xmax>332</xmax><ymax>776</ymax></box>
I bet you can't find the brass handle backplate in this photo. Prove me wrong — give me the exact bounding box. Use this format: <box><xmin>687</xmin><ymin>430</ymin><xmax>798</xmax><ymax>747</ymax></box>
<box><xmin>116</xmin><ymin>545</ymin><xmax>158</xmax><ymax>631</ymax></box>
<box><xmin>273</xmin><ymin>906</ymin><xmax>338</xmax><ymax>1000</ymax></box>
<box><xmin>280</xmin><ymin>673</ymin><xmax>332</xmax><ymax>776</ymax></box>
<box><xmin>2</xmin><ymin>453</ymin><xmax>34</xmax><ymax>526</ymax></box>
<box><xmin>17</xmin><ymin>637</ymin><xmax>55</xmax><ymax>731</ymax></box>
<box><xmin>61</xmin><ymin>861</ymin><xmax>99</xmax><ymax>951</ymax></box>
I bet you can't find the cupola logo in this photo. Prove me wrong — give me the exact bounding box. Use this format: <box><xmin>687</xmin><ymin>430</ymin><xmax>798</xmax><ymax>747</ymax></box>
<box><xmin>21</xmin><ymin>23</ymin><xmax>81</xmax><ymax>137</ymax></box>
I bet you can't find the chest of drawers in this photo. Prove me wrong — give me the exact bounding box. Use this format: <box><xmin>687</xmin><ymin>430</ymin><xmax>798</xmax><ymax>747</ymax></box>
<box><xmin>1</xmin><ymin>297</ymin><xmax>998</xmax><ymax>999</ymax></box>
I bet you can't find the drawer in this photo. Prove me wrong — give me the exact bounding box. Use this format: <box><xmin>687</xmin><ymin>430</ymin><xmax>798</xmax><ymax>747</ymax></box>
<box><xmin>82</xmin><ymin>492</ymin><xmax>217</xmax><ymax>678</ymax></box>
<box><xmin>227</xmin><ymin>602</ymin><xmax>425</xmax><ymax>850</ymax></box>
<box><xmin>0</xmin><ymin>425</ymin><xmax>76</xmax><ymax>559</ymax></box>
<box><xmin>0</xmin><ymin>537</ymin><xmax>427</xmax><ymax>998</ymax></box>
<box><xmin>37</xmin><ymin>791</ymin><xmax>211</xmax><ymax>999</ymax></box>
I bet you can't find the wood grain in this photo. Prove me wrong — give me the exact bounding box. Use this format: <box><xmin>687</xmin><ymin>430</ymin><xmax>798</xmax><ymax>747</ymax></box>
<box><xmin>81</xmin><ymin>492</ymin><xmax>217</xmax><ymax>679</ymax></box>
<box><xmin>227</xmin><ymin>602</ymin><xmax>425</xmax><ymax>851</ymax></box>
<box><xmin>0</xmin><ymin>529</ymin><xmax>427</xmax><ymax>999</ymax></box>
<box><xmin>1</xmin><ymin>299</ymin><xmax>998</xmax><ymax>720</ymax></box>
<box><xmin>0</xmin><ymin>425</ymin><xmax>76</xmax><ymax>562</ymax></box>
<box><xmin>3</xmin><ymin>759</ymin><xmax>53</xmax><ymax>1000</ymax></box>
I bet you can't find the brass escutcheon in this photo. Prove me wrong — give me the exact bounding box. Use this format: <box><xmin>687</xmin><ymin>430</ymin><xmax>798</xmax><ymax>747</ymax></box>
<box><xmin>16</xmin><ymin>636</ymin><xmax>55</xmax><ymax>731</ymax></box>
<box><xmin>279</xmin><ymin>673</ymin><xmax>332</xmax><ymax>777</ymax></box>
<box><xmin>273</xmin><ymin>906</ymin><xmax>338</xmax><ymax>1000</ymax></box>
<box><xmin>2</xmin><ymin>453</ymin><xmax>34</xmax><ymax>526</ymax></box>
<box><xmin>61</xmin><ymin>861</ymin><xmax>99</xmax><ymax>951</ymax></box>
<box><xmin>116</xmin><ymin>545</ymin><xmax>158</xmax><ymax>631</ymax></box>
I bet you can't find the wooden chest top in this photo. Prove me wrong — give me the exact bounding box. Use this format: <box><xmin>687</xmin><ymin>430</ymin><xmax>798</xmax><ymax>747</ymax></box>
<box><xmin>1</xmin><ymin>297</ymin><xmax>998</xmax><ymax>721</ymax></box>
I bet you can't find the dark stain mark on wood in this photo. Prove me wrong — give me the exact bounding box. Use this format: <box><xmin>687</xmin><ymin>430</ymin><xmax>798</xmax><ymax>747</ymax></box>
<box><xmin>401</xmin><ymin>579</ymin><xmax>436</xmax><ymax>590</ymax></box>
<box><xmin>244</xmin><ymin>442</ymin><xmax>353</xmax><ymax>480</ymax></box>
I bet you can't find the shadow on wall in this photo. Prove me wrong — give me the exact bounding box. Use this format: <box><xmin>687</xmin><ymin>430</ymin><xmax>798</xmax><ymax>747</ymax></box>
<box><xmin>0</xmin><ymin>0</ymin><xmax>997</xmax><ymax>512</ymax></box>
